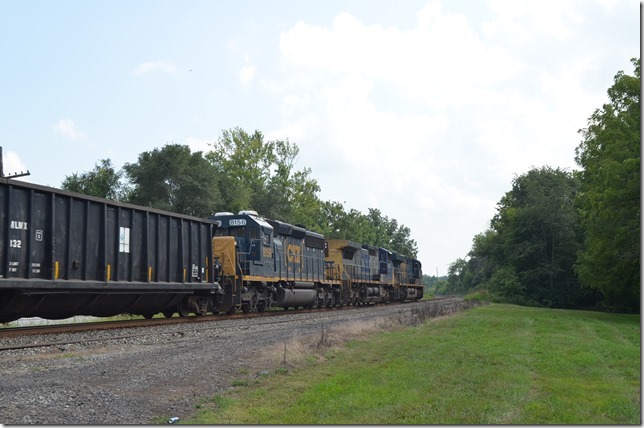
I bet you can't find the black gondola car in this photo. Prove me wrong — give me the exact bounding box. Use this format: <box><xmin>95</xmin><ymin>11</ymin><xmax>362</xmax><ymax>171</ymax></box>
<box><xmin>0</xmin><ymin>178</ymin><xmax>221</xmax><ymax>323</ymax></box>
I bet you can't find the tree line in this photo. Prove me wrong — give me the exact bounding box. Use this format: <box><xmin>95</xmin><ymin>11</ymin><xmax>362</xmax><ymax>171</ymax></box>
<box><xmin>61</xmin><ymin>128</ymin><xmax>418</xmax><ymax>258</ymax></box>
<box><xmin>444</xmin><ymin>59</ymin><xmax>640</xmax><ymax>312</ymax></box>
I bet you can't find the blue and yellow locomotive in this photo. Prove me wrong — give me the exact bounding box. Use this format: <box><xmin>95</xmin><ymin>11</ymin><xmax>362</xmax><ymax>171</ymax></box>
<box><xmin>209</xmin><ymin>210</ymin><xmax>423</xmax><ymax>314</ymax></box>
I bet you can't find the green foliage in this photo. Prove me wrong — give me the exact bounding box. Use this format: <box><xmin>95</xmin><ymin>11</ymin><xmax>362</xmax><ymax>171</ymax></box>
<box><xmin>422</xmin><ymin>274</ymin><xmax>448</xmax><ymax>296</ymax></box>
<box><xmin>184</xmin><ymin>305</ymin><xmax>640</xmax><ymax>424</ymax></box>
<box><xmin>447</xmin><ymin>167</ymin><xmax>600</xmax><ymax>308</ymax></box>
<box><xmin>463</xmin><ymin>289</ymin><xmax>490</xmax><ymax>302</ymax></box>
<box><xmin>574</xmin><ymin>58</ymin><xmax>640</xmax><ymax>311</ymax></box>
<box><xmin>205</xmin><ymin>127</ymin><xmax>320</xmax><ymax>223</ymax></box>
<box><xmin>487</xmin><ymin>266</ymin><xmax>522</xmax><ymax>300</ymax></box>
<box><xmin>491</xmin><ymin>167</ymin><xmax>591</xmax><ymax>307</ymax></box>
<box><xmin>446</xmin><ymin>58</ymin><xmax>639</xmax><ymax>312</ymax></box>
<box><xmin>447</xmin><ymin>258</ymin><xmax>470</xmax><ymax>294</ymax></box>
<box><xmin>317</xmin><ymin>203</ymin><xmax>418</xmax><ymax>257</ymax></box>
<box><xmin>288</xmin><ymin>168</ymin><xmax>324</xmax><ymax>229</ymax></box>
<box><xmin>61</xmin><ymin>158</ymin><xmax>128</xmax><ymax>200</ymax></box>
<box><xmin>123</xmin><ymin>144</ymin><xmax>220</xmax><ymax>217</ymax></box>
<box><xmin>204</xmin><ymin>127</ymin><xmax>418</xmax><ymax>257</ymax></box>
<box><xmin>59</xmin><ymin>126</ymin><xmax>420</xmax><ymax>259</ymax></box>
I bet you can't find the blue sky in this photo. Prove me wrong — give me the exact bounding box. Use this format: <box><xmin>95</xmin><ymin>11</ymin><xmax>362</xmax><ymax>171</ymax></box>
<box><xmin>1</xmin><ymin>0</ymin><xmax>639</xmax><ymax>276</ymax></box>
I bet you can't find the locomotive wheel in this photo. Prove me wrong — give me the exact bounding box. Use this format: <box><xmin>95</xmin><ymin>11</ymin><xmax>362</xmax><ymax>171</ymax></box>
<box><xmin>162</xmin><ymin>311</ymin><xmax>174</xmax><ymax>318</ymax></box>
<box><xmin>241</xmin><ymin>303</ymin><xmax>250</xmax><ymax>313</ymax></box>
<box><xmin>143</xmin><ymin>313</ymin><xmax>154</xmax><ymax>320</ymax></box>
<box><xmin>226</xmin><ymin>306</ymin><xmax>236</xmax><ymax>315</ymax></box>
<box><xmin>257</xmin><ymin>301</ymin><xmax>266</xmax><ymax>312</ymax></box>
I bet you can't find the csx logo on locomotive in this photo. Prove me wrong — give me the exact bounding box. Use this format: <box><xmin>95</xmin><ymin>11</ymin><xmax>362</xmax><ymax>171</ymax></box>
<box><xmin>287</xmin><ymin>243</ymin><xmax>302</xmax><ymax>264</ymax></box>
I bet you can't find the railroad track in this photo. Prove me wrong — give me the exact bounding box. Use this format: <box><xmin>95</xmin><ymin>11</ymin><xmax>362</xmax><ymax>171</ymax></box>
<box><xmin>0</xmin><ymin>309</ymin><xmax>330</xmax><ymax>352</ymax></box>
<box><xmin>0</xmin><ymin>311</ymin><xmax>313</xmax><ymax>352</ymax></box>
<box><xmin>0</xmin><ymin>298</ymin><xmax>462</xmax><ymax>352</ymax></box>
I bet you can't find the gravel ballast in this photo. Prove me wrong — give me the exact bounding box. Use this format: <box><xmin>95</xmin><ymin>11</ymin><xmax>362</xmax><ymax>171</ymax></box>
<box><xmin>0</xmin><ymin>298</ymin><xmax>478</xmax><ymax>424</ymax></box>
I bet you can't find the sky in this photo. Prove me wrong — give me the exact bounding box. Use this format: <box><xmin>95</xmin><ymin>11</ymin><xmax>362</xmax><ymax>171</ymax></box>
<box><xmin>1</xmin><ymin>0</ymin><xmax>639</xmax><ymax>276</ymax></box>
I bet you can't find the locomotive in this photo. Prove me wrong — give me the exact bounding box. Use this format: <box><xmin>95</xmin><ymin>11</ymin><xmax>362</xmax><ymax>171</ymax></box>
<box><xmin>0</xmin><ymin>177</ymin><xmax>422</xmax><ymax>324</ymax></box>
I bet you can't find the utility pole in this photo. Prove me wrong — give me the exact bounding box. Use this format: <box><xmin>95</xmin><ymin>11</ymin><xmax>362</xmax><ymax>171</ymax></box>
<box><xmin>0</xmin><ymin>146</ymin><xmax>31</xmax><ymax>179</ymax></box>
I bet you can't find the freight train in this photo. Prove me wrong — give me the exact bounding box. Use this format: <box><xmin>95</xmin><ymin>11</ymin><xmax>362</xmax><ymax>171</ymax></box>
<box><xmin>0</xmin><ymin>178</ymin><xmax>423</xmax><ymax>323</ymax></box>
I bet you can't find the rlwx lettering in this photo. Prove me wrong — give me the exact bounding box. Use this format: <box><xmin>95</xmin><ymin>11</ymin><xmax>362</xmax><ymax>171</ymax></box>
<box><xmin>10</xmin><ymin>221</ymin><xmax>28</xmax><ymax>230</ymax></box>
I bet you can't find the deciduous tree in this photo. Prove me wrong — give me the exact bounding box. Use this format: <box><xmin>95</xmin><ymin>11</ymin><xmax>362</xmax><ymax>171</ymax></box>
<box><xmin>206</xmin><ymin>127</ymin><xmax>320</xmax><ymax>222</ymax></box>
<box><xmin>123</xmin><ymin>144</ymin><xmax>220</xmax><ymax>217</ymax></box>
<box><xmin>489</xmin><ymin>167</ymin><xmax>590</xmax><ymax>307</ymax></box>
<box><xmin>574</xmin><ymin>58</ymin><xmax>640</xmax><ymax>311</ymax></box>
<box><xmin>61</xmin><ymin>158</ymin><xmax>127</xmax><ymax>200</ymax></box>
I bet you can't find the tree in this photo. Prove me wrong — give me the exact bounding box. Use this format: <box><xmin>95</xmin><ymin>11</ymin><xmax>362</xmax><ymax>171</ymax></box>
<box><xmin>317</xmin><ymin>200</ymin><xmax>350</xmax><ymax>237</ymax></box>
<box><xmin>365</xmin><ymin>208</ymin><xmax>418</xmax><ymax>258</ymax></box>
<box><xmin>574</xmin><ymin>58</ymin><xmax>640</xmax><ymax>311</ymax></box>
<box><xmin>123</xmin><ymin>144</ymin><xmax>220</xmax><ymax>217</ymax></box>
<box><xmin>488</xmin><ymin>167</ymin><xmax>595</xmax><ymax>308</ymax></box>
<box><xmin>288</xmin><ymin>168</ymin><xmax>324</xmax><ymax>230</ymax></box>
<box><xmin>61</xmin><ymin>158</ymin><xmax>128</xmax><ymax>200</ymax></box>
<box><xmin>203</xmin><ymin>127</ymin><xmax>420</xmax><ymax>257</ymax></box>
<box><xmin>206</xmin><ymin>127</ymin><xmax>320</xmax><ymax>222</ymax></box>
<box><xmin>316</xmin><ymin>203</ymin><xmax>418</xmax><ymax>258</ymax></box>
<box><xmin>487</xmin><ymin>266</ymin><xmax>522</xmax><ymax>300</ymax></box>
<box><xmin>423</xmin><ymin>275</ymin><xmax>449</xmax><ymax>296</ymax></box>
<box><xmin>447</xmin><ymin>258</ymin><xmax>470</xmax><ymax>295</ymax></box>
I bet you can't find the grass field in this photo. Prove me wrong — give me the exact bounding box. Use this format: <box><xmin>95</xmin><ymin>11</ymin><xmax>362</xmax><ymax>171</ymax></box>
<box><xmin>185</xmin><ymin>304</ymin><xmax>640</xmax><ymax>425</ymax></box>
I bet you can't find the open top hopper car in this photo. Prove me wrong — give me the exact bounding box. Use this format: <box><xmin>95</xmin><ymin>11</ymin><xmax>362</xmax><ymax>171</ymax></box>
<box><xmin>0</xmin><ymin>178</ymin><xmax>222</xmax><ymax>323</ymax></box>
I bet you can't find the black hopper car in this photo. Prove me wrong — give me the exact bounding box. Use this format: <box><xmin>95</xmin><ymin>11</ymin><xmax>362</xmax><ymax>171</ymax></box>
<box><xmin>0</xmin><ymin>178</ymin><xmax>422</xmax><ymax>323</ymax></box>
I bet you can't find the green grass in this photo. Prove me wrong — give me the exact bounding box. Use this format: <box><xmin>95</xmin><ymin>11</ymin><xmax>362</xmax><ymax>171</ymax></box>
<box><xmin>185</xmin><ymin>304</ymin><xmax>640</xmax><ymax>424</ymax></box>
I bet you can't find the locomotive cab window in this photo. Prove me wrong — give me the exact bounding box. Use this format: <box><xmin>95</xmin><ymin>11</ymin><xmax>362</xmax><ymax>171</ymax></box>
<box><xmin>262</xmin><ymin>230</ymin><xmax>271</xmax><ymax>246</ymax></box>
<box><xmin>248</xmin><ymin>227</ymin><xmax>260</xmax><ymax>239</ymax></box>
<box><xmin>229</xmin><ymin>228</ymin><xmax>247</xmax><ymax>238</ymax></box>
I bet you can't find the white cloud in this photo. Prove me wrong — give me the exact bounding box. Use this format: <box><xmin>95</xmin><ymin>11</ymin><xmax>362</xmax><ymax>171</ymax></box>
<box><xmin>238</xmin><ymin>54</ymin><xmax>256</xmax><ymax>85</ymax></box>
<box><xmin>3</xmin><ymin>150</ymin><xmax>30</xmax><ymax>180</ymax></box>
<box><xmin>483</xmin><ymin>0</ymin><xmax>587</xmax><ymax>42</ymax></box>
<box><xmin>279</xmin><ymin>3</ymin><xmax>521</xmax><ymax>107</ymax></box>
<box><xmin>238</xmin><ymin>64</ymin><xmax>256</xmax><ymax>85</ymax></box>
<box><xmin>53</xmin><ymin>119</ymin><xmax>86</xmax><ymax>141</ymax></box>
<box><xmin>133</xmin><ymin>60</ymin><xmax>177</xmax><ymax>76</ymax></box>
<box><xmin>262</xmin><ymin>0</ymin><xmax>635</xmax><ymax>274</ymax></box>
<box><xmin>185</xmin><ymin>136</ymin><xmax>215</xmax><ymax>154</ymax></box>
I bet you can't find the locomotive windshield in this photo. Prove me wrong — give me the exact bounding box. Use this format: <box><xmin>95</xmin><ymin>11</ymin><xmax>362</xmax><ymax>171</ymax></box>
<box><xmin>213</xmin><ymin>222</ymin><xmax>266</xmax><ymax>245</ymax></box>
<box><xmin>214</xmin><ymin>227</ymin><xmax>247</xmax><ymax>238</ymax></box>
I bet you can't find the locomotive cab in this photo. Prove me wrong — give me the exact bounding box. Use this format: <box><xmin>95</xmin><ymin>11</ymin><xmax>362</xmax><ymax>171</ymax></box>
<box><xmin>209</xmin><ymin>211</ymin><xmax>278</xmax><ymax>313</ymax></box>
<box><xmin>211</xmin><ymin>211</ymin><xmax>275</xmax><ymax>279</ymax></box>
